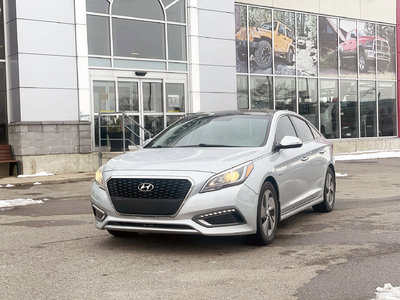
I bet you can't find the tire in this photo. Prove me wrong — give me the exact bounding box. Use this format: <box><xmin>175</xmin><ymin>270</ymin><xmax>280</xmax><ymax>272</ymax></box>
<box><xmin>286</xmin><ymin>47</ymin><xmax>294</xmax><ymax>65</ymax></box>
<box><xmin>359</xmin><ymin>49</ymin><xmax>369</xmax><ymax>73</ymax></box>
<box><xmin>254</xmin><ymin>40</ymin><xmax>272</xmax><ymax>70</ymax></box>
<box><xmin>250</xmin><ymin>181</ymin><xmax>279</xmax><ymax>245</ymax></box>
<box><xmin>107</xmin><ymin>230</ymin><xmax>137</xmax><ymax>237</ymax></box>
<box><xmin>313</xmin><ymin>168</ymin><xmax>336</xmax><ymax>213</ymax></box>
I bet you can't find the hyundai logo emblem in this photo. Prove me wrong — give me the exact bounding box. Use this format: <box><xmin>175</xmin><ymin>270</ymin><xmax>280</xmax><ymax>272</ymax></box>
<box><xmin>138</xmin><ymin>183</ymin><xmax>154</xmax><ymax>192</ymax></box>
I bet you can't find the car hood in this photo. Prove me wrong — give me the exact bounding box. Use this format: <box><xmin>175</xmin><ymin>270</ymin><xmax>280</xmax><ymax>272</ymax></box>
<box><xmin>105</xmin><ymin>147</ymin><xmax>266</xmax><ymax>174</ymax></box>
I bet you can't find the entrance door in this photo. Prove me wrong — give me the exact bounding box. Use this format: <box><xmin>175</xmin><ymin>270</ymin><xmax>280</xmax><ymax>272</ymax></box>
<box><xmin>93</xmin><ymin>78</ymin><xmax>186</xmax><ymax>148</ymax></box>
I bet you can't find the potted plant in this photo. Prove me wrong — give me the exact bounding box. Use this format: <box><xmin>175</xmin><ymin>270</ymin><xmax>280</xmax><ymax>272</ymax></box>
<box><xmin>107</xmin><ymin>116</ymin><xmax>128</xmax><ymax>152</ymax></box>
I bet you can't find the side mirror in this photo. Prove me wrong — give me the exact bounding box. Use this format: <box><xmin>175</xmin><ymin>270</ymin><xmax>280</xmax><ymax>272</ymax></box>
<box><xmin>275</xmin><ymin>136</ymin><xmax>303</xmax><ymax>151</ymax></box>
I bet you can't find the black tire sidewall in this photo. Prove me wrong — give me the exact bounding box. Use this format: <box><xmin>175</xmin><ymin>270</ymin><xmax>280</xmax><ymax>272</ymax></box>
<box><xmin>254</xmin><ymin>40</ymin><xmax>272</xmax><ymax>69</ymax></box>
<box><xmin>256</xmin><ymin>181</ymin><xmax>278</xmax><ymax>245</ymax></box>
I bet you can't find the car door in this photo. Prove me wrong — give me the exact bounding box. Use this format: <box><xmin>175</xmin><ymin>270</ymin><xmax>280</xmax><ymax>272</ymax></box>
<box><xmin>272</xmin><ymin>115</ymin><xmax>310</xmax><ymax>214</ymax></box>
<box><xmin>290</xmin><ymin>116</ymin><xmax>327</xmax><ymax>202</ymax></box>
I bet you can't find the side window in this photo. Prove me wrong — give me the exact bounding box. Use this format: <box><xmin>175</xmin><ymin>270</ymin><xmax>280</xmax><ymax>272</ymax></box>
<box><xmin>286</xmin><ymin>28</ymin><xmax>292</xmax><ymax>39</ymax></box>
<box><xmin>310</xmin><ymin>125</ymin><xmax>321</xmax><ymax>139</ymax></box>
<box><xmin>275</xmin><ymin>116</ymin><xmax>297</xmax><ymax>144</ymax></box>
<box><xmin>278</xmin><ymin>24</ymin><xmax>285</xmax><ymax>35</ymax></box>
<box><xmin>290</xmin><ymin>116</ymin><xmax>314</xmax><ymax>142</ymax></box>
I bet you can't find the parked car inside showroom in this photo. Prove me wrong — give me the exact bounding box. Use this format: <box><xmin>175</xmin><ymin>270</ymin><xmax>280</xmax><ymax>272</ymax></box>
<box><xmin>91</xmin><ymin>110</ymin><xmax>335</xmax><ymax>245</ymax></box>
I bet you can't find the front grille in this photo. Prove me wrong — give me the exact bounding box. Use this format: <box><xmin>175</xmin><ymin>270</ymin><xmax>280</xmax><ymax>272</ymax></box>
<box><xmin>107</xmin><ymin>178</ymin><xmax>192</xmax><ymax>216</ymax></box>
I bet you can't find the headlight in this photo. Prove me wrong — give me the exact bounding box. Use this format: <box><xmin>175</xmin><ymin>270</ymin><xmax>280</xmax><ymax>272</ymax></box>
<box><xmin>95</xmin><ymin>165</ymin><xmax>105</xmax><ymax>189</ymax></box>
<box><xmin>201</xmin><ymin>162</ymin><xmax>254</xmax><ymax>193</ymax></box>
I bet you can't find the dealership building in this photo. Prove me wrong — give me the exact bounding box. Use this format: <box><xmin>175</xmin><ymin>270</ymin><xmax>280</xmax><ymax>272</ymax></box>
<box><xmin>0</xmin><ymin>0</ymin><xmax>399</xmax><ymax>175</ymax></box>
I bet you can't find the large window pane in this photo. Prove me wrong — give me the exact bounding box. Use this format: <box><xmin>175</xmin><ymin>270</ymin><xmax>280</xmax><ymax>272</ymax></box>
<box><xmin>378</xmin><ymin>82</ymin><xmax>397</xmax><ymax>136</ymax></box>
<box><xmin>237</xmin><ymin>75</ymin><xmax>249</xmax><ymax>109</ymax></box>
<box><xmin>113</xmin><ymin>18</ymin><xmax>165</xmax><ymax>59</ymax></box>
<box><xmin>251</xmin><ymin>76</ymin><xmax>273</xmax><ymax>110</ymax></box>
<box><xmin>86</xmin><ymin>0</ymin><xmax>109</xmax><ymax>14</ymax></box>
<box><xmin>274</xmin><ymin>10</ymin><xmax>295</xmax><ymax>75</ymax></box>
<box><xmin>339</xmin><ymin>20</ymin><xmax>357</xmax><ymax>78</ymax></box>
<box><xmin>319</xmin><ymin>17</ymin><xmax>338</xmax><ymax>77</ymax></box>
<box><xmin>143</xmin><ymin>82</ymin><xmax>163</xmax><ymax>112</ymax></box>
<box><xmin>166</xmin><ymin>83</ymin><xmax>185</xmax><ymax>112</ymax></box>
<box><xmin>93</xmin><ymin>81</ymin><xmax>116</xmax><ymax>113</ymax></box>
<box><xmin>168</xmin><ymin>24</ymin><xmax>186</xmax><ymax>61</ymax></box>
<box><xmin>235</xmin><ymin>5</ymin><xmax>248</xmax><ymax>73</ymax></box>
<box><xmin>144</xmin><ymin>115</ymin><xmax>164</xmax><ymax>136</ymax></box>
<box><xmin>118</xmin><ymin>82</ymin><xmax>139</xmax><ymax>112</ymax></box>
<box><xmin>87</xmin><ymin>15</ymin><xmax>110</xmax><ymax>55</ymax></box>
<box><xmin>112</xmin><ymin>0</ymin><xmax>164</xmax><ymax>20</ymax></box>
<box><xmin>166</xmin><ymin>0</ymin><xmax>185</xmax><ymax>23</ymax></box>
<box><xmin>248</xmin><ymin>7</ymin><xmax>272</xmax><ymax>74</ymax></box>
<box><xmin>296</xmin><ymin>13</ymin><xmax>317</xmax><ymax>76</ymax></box>
<box><xmin>358</xmin><ymin>22</ymin><xmax>376</xmax><ymax>79</ymax></box>
<box><xmin>0</xmin><ymin>1</ymin><xmax>4</xmax><ymax>59</ymax></box>
<box><xmin>275</xmin><ymin>77</ymin><xmax>296</xmax><ymax>112</ymax></box>
<box><xmin>377</xmin><ymin>25</ymin><xmax>396</xmax><ymax>80</ymax></box>
<box><xmin>340</xmin><ymin>80</ymin><xmax>359</xmax><ymax>138</ymax></box>
<box><xmin>298</xmin><ymin>78</ymin><xmax>318</xmax><ymax>128</ymax></box>
<box><xmin>320</xmin><ymin>79</ymin><xmax>339</xmax><ymax>138</ymax></box>
<box><xmin>360</xmin><ymin>81</ymin><xmax>377</xmax><ymax>137</ymax></box>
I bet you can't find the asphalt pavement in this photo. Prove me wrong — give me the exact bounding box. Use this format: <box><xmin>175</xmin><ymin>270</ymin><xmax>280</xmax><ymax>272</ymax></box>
<box><xmin>0</xmin><ymin>158</ymin><xmax>399</xmax><ymax>299</ymax></box>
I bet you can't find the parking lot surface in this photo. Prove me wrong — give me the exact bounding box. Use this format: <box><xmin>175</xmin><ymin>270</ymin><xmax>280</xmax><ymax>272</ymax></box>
<box><xmin>0</xmin><ymin>158</ymin><xmax>399</xmax><ymax>299</ymax></box>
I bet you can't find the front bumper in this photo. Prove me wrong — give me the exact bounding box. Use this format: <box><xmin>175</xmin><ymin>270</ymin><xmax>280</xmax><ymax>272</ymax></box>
<box><xmin>91</xmin><ymin>178</ymin><xmax>259</xmax><ymax>236</ymax></box>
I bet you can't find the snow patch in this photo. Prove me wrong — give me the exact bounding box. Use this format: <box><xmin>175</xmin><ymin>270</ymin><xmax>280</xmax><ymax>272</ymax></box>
<box><xmin>374</xmin><ymin>283</ymin><xmax>400</xmax><ymax>300</ymax></box>
<box><xmin>5</xmin><ymin>184</ymin><xmax>15</xmax><ymax>188</ymax></box>
<box><xmin>33</xmin><ymin>182</ymin><xmax>42</xmax><ymax>185</ymax></box>
<box><xmin>0</xmin><ymin>198</ymin><xmax>44</xmax><ymax>210</ymax></box>
<box><xmin>17</xmin><ymin>172</ymin><xmax>54</xmax><ymax>178</ymax></box>
<box><xmin>336</xmin><ymin>173</ymin><xmax>348</xmax><ymax>177</ymax></box>
<box><xmin>335</xmin><ymin>151</ymin><xmax>400</xmax><ymax>161</ymax></box>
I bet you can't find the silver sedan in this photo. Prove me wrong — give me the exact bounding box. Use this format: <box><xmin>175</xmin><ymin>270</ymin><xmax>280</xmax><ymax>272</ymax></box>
<box><xmin>91</xmin><ymin>110</ymin><xmax>335</xmax><ymax>245</ymax></box>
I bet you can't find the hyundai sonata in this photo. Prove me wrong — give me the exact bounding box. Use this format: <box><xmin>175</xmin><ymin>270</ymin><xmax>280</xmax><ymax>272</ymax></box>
<box><xmin>91</xmin><ymin>110</ymin><xmax>335</xmax><ymax>245</ymax></box>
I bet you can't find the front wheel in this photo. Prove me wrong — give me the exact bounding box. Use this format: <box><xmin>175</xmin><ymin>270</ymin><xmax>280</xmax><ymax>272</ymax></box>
<box><xmin>250</xmin><ymin>182</ymin><xmax>279</xmax><ymax>245</ymax></box>
<box><xmin>313</xmin><ymin>168</ymin><xmax>336</xmax><ymax>212</ymax></box>
<box><xmin>254</xmin><ymin>40</ymin><xmax>272</xmax><ymax>70</ymax></box>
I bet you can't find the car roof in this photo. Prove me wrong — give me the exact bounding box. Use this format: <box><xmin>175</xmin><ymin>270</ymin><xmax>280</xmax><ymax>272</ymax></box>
<box><xmin>189</xmin><ymin>110</ymin><xmax>276</xmax><ymax>117</ymax></box>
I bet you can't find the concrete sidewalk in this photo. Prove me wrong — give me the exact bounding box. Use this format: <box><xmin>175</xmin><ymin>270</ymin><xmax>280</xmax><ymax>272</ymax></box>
<box><xmin>0</xmin><ymin>172</ymin><xmax>95</xmax><ymax>187</ymax></box>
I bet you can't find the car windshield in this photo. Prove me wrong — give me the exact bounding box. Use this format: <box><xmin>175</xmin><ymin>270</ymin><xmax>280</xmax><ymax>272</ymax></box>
<box><xmin>146</xmin><ymin>114</ymin><xmax>271</xmax><ymax>148</ymax></box>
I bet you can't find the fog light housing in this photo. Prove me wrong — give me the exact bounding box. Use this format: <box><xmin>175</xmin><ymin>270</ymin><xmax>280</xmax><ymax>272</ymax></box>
<box><xmin>92</xmin><ymin>204</ymin><xmax>107</xmax><ymax>222</ymax></box>
<box><xmin>194</xmin><ymin>208</ymin><xmax>245</xmax><ymax>227</ymax></box>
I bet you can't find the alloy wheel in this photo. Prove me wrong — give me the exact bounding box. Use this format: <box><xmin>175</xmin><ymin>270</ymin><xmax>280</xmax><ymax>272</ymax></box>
<box><xmin>261</xmin><ymin>190</ymin><xmax>276</xmax><ymax>237</ymax></box>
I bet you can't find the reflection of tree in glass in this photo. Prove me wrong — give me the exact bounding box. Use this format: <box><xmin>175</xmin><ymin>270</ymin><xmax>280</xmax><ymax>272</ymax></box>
<box><xmin>273</xmin><ymin>10</ymin><xmax>295</xmax><ymax>31</ymax></box>
<box><xmin>275</xmin><ymin>80</ymin><xmax>295</xmax><ymax>99</ymax></box>
<box><xmin>249</xmin><ymin>7</ymin><xmax>271</xmax><ymax>27</ymax></box>
<box><xmin>359</xmin><ymin>22</ymin><xmax>374</xmax><ymax>36</ymax></box>
<box><xmin>235</xmin><ymin>5</ymin><xmax>247</xmax><ymax>32</ymax></box>
<box><xmin>297</xmin><ymin>14</ymin><xmax>317</xmax><ymax>39</ymax></box>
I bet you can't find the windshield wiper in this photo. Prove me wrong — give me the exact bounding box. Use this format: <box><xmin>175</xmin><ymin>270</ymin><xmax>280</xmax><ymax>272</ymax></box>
<box><xmin>177</xmin><ymin>144</ymin><xmax>235</xmax><ymax>148</ymax></box>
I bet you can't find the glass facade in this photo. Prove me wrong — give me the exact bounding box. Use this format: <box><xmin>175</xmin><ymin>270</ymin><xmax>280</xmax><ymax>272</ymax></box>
<box><xmin>86</xmin><ymin>0</ymin><xmax>187</xmax><ymax>72</ymax></box>
<box><xmin>235</xmin><ymin>4</ymin><xmax>398</xmax><ymax>139</ymax></box>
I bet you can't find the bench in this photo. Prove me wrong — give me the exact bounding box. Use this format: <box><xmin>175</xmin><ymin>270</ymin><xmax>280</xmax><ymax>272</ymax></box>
<box><xmin>0</xmin><ymin>145</ymin><xmax>20</xmax><ymax>176</ymax></box>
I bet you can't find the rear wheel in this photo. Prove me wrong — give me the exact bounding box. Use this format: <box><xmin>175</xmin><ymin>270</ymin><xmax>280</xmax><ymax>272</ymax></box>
<box><xmin>254</xmin><ymin>40</ymin><xmax>272</xmax><ymax>70</ymax></box>
<box><xmin>250</xmin><ymin>182</ymin><xmax>278</xmax><ymax>245</ymax></box>
<box><xmin>107</xmin><ymin>230</ymin><xmax>137</xmax><ymax>237</ymax></box>
<box><xmin>313</xmin><ymin>168</ymin><xmax>335</xmax><ymax>212</ymax></box>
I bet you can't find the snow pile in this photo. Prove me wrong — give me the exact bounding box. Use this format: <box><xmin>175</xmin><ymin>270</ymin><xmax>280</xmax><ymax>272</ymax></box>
<box><xmin>5</xmin><ymin>184</ymin><xmax>14</xmax><ymax>188</ymax></box>
<box><xmin>374</xmin><ymin>283</ymin><xmax>400</xmax><ymax>300</ymax></box>
<box><xmin>33</xmin><ymin>182</ymin><xmax>42</xmax><ymax>185</ymax></box>
<box><xmin>17</xmin><ymin>172</ymin><xmax>54</xmax><ymax>178</ymax></box>
<box><xmin>0</xmin><ymin>198</ymin><xmax>44</xmax><ymax>210</ymax></box>
<box><xmin>335</xmin><ymin>151</ymin><xmax>400</xmax><ymax>161</ymax></box>
<box><xmin>336</xmin><ymin>173</ymin><xmax>348</xmax><ymax>177</ymax></box>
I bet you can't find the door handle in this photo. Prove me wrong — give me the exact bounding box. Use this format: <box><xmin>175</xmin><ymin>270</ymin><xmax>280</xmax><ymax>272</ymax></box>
<box><xmin>301</xmin><ymin>156</ymin><xmax>309</xmax><ymax>162</ymax></box>
<box><xmin>319</xmin><ymin>150</ymin><xmax>326</xmax><ymax>154</ymax></box>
